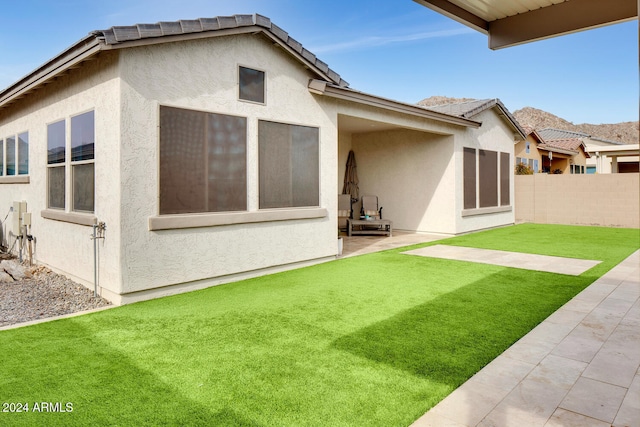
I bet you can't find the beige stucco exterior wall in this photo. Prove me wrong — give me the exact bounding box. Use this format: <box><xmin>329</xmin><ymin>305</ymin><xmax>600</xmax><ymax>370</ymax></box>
<box><xmin>514</xmin><ymin>135</ymin><xmax>543</xmax><ymax>172</ymax></box>
<box><xmin>515</xmin><ymin>174</ymin><xmax>640</xmax><ymax>228</ymax></box>
<box><xmin>455</xmin><ymin>109</ymin><xmax>516</xmax><ymax>233</ymax></box>
<box><xmin>0</xmin><ymin>52</ymin><xmax>122</xmax><ymax>295</ymax></box>
<box><xmin>115</xmin><ymin>34</ymin><xmax>338</xmax><ymax>300</ymax></box>
<box><xmin>351</xmin><ymin>129</ymin><xmax>456</xmax><ymax>233</ymax></box>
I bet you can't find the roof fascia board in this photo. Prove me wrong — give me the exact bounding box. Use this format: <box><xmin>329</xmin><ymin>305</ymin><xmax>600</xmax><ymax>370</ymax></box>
<box><xmin>493</xmin><ymin>101</ymin><xmax>527</xmax><ymax>140</ymax></box>
<box><xmin>460</xmin><ymin>99</ymin><xmax>527</xmax><ymax>140</ymax></box>
<box><xmin>489</xmin><ymin>0</ymin><xmax>638</xmax><ymax>49</ymax></box>
<box><xmin>412</xmin><ymin>0</ymin><xmax>488</xmax><ymax>33</ymax></box>
<box><xmin>309</xmin><ymin>80</ymin><xmax>481</xmax><ymax>128</ymax></box>
<box><xmin>0</xmin><ymin>36</ymin><xmax>102</xmax><ymax>109</ymax></box>
<box><xmin>258</xmin><ymin>31</ymin><xmax>341</xmax><ymax>86</ymax></box>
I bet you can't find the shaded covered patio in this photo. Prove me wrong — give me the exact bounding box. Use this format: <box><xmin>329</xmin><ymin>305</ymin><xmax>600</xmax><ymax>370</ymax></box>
<box><xmin>338</xmin><ymin>231</ymin><xmax>448</xmax><ymax>258</ymax></box>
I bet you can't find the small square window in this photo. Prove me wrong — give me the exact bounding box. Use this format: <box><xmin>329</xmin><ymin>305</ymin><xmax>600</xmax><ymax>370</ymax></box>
<box><xmin>239</xmin><ymin>66</ymin><xmax>265</xmax><ymax>104</ymax></box>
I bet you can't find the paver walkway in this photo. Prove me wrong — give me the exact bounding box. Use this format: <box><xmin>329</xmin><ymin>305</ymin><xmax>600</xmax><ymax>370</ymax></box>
<box><xmin>412</xmin><ymin>249</ymin><xmax>640</xmax><ymax>427</ymax></box>
<box><xmin>403</xmin><ymin>245</ymin><xmax>601</xmax><ymax>276</ymax></box>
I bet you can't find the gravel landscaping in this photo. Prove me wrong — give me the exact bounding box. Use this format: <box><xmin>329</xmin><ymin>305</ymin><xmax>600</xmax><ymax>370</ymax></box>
<box><xmin>0</xmin><ymin>258</ymin><xmax>111</xmax><ymax>328</ymax></box>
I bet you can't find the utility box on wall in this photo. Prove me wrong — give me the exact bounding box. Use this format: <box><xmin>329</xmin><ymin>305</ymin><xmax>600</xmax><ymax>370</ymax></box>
<box><xmin>12</xmin><ymin>201</ymin><xmax>27</xmax><ymax>236</ymax></box>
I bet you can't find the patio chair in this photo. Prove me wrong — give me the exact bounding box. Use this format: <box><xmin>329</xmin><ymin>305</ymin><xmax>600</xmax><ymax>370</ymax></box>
<box><xmin>360</xmin><ymin>195</ymin><xmax>383</xmax><ymax>220</ymax></box>
<box><xmin>338</xmin><ymin>194</ymin><xmax>352</xmax><ymax>231</ymax></box>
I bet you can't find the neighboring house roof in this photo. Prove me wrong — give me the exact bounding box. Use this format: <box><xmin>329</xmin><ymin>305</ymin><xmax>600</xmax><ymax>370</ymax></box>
<box><xmin>589</xmin><ymin>136</ymin><xmax>626</xmax><ymax>146</ymax></box>
<box><xmin>425</xmin><ymin>98</ymin><xmax>527</xmax><ymax>139</ymax></box>
<box><xmin>586</xmin><ymin>143</ymin><xmax>640</xmax><ymax>157</ymax></box>
<box><xmin>543</xmin><ymin>138</ymin><xmax>585</xmax><ymax>152</ymax></box>
<box><xmin>538</xmin><ymin>128</ymin><xmax>590</xmax><ymax>140</ymax></box>
<box><xmin>0</xmin><ymin>14</ymin><xmax>348</xmax><ymax>111</ymax></box>
<box><xmin>538</xmin><ymin>138</ymin><xmax>591</xmax><ymax>158</ymax></box>
<box><xmin>413</xmin><ymin>0</ymin><xmax>637</xmax><ymax>49</ymax></box>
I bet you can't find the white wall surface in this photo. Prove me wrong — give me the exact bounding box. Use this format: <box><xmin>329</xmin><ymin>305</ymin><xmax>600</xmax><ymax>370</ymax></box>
<box><xmin>455</xmin><ymin>109</ymin><xmax>516</xmax><ymax>233</ymax></box>
<box><xmin>0</xmin><ymin>52</ymin><xmax>122</xmax><ymax>295</ymax></box>
<box><xmin>117</xmin><ymin>34</ymin><xmax>338</xmax><ymax>296</ymax></box>
<box><xmin>352</xmin><ymin>129</ymin><xmax>456</xmax><ymax>233</ymax></box>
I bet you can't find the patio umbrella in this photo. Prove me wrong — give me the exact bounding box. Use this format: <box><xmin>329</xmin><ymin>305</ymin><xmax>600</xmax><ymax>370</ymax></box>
<box><xmin>342</xmin><ymin>150</ymin><xmax>359</xmax><ymax>203</ymax></box>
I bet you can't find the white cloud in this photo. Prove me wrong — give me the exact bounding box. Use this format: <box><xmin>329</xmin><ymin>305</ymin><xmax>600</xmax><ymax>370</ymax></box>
<box><xmin>309</xmin><ymin>27</ymin><xmax>474</xmax><ymax>54</ymax></box>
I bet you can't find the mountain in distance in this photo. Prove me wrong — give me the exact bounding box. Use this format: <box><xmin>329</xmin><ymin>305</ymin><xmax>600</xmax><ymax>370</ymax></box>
<box><xmin>417</xmin><ymin>96</ymin><xmax>639</xmax><ymax>145</ymax></box>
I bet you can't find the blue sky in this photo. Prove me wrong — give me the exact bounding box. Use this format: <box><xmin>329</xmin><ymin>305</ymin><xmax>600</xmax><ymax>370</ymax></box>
<box><xmin>1</xmin><ymin>0</ymin><xmax>637</xmax><ymax>124</ymax></box>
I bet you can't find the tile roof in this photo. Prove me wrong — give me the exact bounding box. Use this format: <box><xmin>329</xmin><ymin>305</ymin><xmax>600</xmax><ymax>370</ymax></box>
<box><xmin>541</xmin><ymin>138</ymin><xmax>584</xmax><ymax>152</ymax></box>
<box><xmin>92</xmin><ymin>14</ymin><xmax>348</xmax><ymax>87</ymax></box>
<box><xmin>538</xmin><ymin>128</ymin><xmax>590</xmax><ymax>140</ymax></box>
<box><xmin>425</xmin><ymin>99</ymin><xmax>495</xmax><ymax>118</ymax></box>
<box><xmin>424</xmin><ymin>98</ymin><xmax>527</xmax><ymax>139</ymax></box>
<box><xmin>1</xmin><ymin>13</ymin><xmax>348</xmax><ymax>109</ymax></box>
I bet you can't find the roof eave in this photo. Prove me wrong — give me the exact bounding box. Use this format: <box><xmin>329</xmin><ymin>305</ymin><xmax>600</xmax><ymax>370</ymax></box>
<box><xmin>459</xmin><ymin>99</ymin><xmax>527</xmax><ymax>140</ymax></box>
<box><xmin>309</xmin><ymin>80</ymin><xmax>481</xmax><ymax>128</ymax></box>
<box><xmin>0</xmin><ymin>35</ymin><xmax>103</xmax><ymax>110</ymax></box>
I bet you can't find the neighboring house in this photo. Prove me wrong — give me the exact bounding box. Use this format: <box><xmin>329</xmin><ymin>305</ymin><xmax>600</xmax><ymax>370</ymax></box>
<box><xmin>0</xmin><ymin>14</ymin><xmax>525</xmax><ymax>304</ymax></box>
<box><xmin>538</xmin><ymin>128</ymin><xmax>639</xmax><ymax>174</ymax></box>
<box><xmin>515</xmin><ymin>128</ymin><xmax>590</xmax><ymax>174</ymax></box>
<box><xmin>514</xmin><ymin>127</ymin><xmax>544</xmax><ymax>173</ymax></box>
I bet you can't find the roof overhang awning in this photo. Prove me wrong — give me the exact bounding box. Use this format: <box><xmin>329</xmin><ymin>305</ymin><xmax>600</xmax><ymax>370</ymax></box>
<box><xmin>537</xmin><ymin>144</ymin><xmax>578</xmax><ymax>157</ymax></box>
<box><xmin>588</xmin><ymin>144</ymin><xmax>640</xmax><ymax>158</ymax></box>
<box><xmin>413</xmin><ymin>0</ymin><xmax>638</xmax><ymax>49</ymax></box>
<box><xmin>308</xmin><ymin>79</ymin><xmax>481</xmax><ymax>128</ymax></box>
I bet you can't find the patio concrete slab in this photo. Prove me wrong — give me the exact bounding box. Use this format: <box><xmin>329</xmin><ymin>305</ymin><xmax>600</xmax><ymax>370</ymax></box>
<box><xmin>402</xmin><ymin>245</ymin><xmax>601</xmax><ymax>275</ymax></box>
<box><xmin>412</xmin><ymin>249</ymin><xmax>640</xmax><ymax>427</ymax></box>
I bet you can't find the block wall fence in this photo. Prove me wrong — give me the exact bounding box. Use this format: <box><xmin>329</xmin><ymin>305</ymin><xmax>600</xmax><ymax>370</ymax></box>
<box><xmin>515</xmin><ymin>174</ymin><xmax>639</xmax><ymax>228</ymax></box>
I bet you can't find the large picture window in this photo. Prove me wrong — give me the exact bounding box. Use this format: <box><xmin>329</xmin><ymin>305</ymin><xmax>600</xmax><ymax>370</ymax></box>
<box><xmin>259</xmin><ymin>121</ymin><xmax>319</xmax><ymax>209</ymax></box>
<box><xmin>159</xmin><ymin>106</ymin><xmax>247</xmax><ymax>215</ymax></box>
<box><xmin>463</xmin><ymin>148</ymin><xmax>510</xmax><ymax>211</ymax></box>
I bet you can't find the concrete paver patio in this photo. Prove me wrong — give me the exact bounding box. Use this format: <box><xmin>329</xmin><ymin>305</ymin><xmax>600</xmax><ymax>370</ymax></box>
<box><xmin>402</xmin><ymin>245</ymin><xmax>602</xmax><ymax>276</ymax></box>
<box><xmin>412</xmin><ymin>249</ymin><xmax>640</xmax><ymax>427</ymax></box>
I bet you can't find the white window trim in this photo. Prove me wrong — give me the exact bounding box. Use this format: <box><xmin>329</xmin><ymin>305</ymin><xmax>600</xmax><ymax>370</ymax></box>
<box><xmin>44</xmin><ymin>110</ymin><xmax>95</xmax><ymax>217</ymax></box>
<box><xmin>1</xmin><ymin>131</ymin><xmax>29</xmax><ymax>178</ymax></box>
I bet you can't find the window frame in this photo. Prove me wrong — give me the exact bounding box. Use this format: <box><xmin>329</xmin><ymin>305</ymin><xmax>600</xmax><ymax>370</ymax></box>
<box><xmin>46</xmin><ymin>118</ymin><xmax>67</xmax><ymax>210</ymax></box>
<box><xmin>258</xmin><ymin>119</ymin><xmax>320</xmax><ymax>210</ymax></box>
<box><xmin>238</xmin><ymin>65</ymin><xmax>266</xmax><ymax>105</ymax></box>
<box><xmin>42</xmin><ymin>110</ymin><xmax>96</xmax><ymax>225</ymax></box>
<box><xmin>0</xmin><ymin>130</ymin><xmax>30</xmax><ymax>183</ymax></box>
<box><xmin>158</xmin><ymin>105</ymin><xmax>248</xmax><ymax>215</ymax></box>
<box><xmin>462</xmin><ymin>147</ymin><xmax>512</xmax><ymax>217</ymax></box>
<box><xmin>70</xmin><ymin>110</ymin><xmax>95</xmax><ymax>213</ymax></box>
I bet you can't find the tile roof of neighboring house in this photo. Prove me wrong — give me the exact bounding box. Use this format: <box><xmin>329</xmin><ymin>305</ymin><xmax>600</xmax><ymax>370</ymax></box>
<box><xmin>0</xmin><ymin>14</ymin><xmax>348</xmax><ymax>110</ymax></box>
<box><xmin>541</xmin><ymin>138</ymin><xmax>584</xmax><ymax>152</ymax></box>
<box><xmin>537</xmin><ymin>139</ymin><xmax>591</xmax><ymax>158</ymax></box>
<box><xmin>538</xmin><ymin>128</ymin><xmax>590</xmax><ymax>140</ymax></box>
<box><xmin>589</xmin><ymin>136</ymin><xmax>626</xmax><ymax>145</ymax></box>
<box><xmin>425</xmin><ymin>98</ymin><xmax>527</xmax><ymax>139</ymax></box>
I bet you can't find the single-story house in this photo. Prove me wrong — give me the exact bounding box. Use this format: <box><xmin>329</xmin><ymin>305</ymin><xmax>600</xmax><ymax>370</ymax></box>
<box><xmin>515</xmin><ymin>127</ymin><xmax>591</xmax><ymax>174</ymax></box>
<box><xmin>0</xmin><ymin>14</ymin><xmax>525</xmax><ymax>304</ymax></box>
<box><xmin>537</xmin><ymin>128</ymin><xmax>639</xmax><ymax>174</ymax></box>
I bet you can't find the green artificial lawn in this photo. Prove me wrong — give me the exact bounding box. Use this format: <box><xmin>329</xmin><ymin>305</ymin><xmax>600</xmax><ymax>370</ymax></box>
<box><xmin>1</xmin><ymin>224</ymin><xmax>638</xmax><ymax>426</ymax></box>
